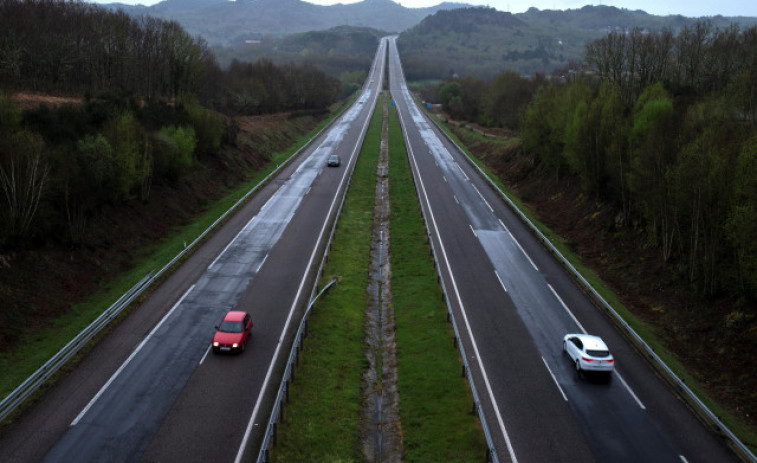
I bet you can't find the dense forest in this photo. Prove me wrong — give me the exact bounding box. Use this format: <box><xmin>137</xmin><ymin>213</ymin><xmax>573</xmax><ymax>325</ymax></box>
<box><xmin>432</xmin><ymin>21</ymin><xmax>757</xmax><ymax>300</ymax></box>
<box><xmin>0</xmin><ymin>0</ymin><xmax>353</xmax><ymax>349</ymax></box>
<box><xmin>0</xmin><ymin>0</ymin><xmax>345</xmax><ymax>247</ymax></box>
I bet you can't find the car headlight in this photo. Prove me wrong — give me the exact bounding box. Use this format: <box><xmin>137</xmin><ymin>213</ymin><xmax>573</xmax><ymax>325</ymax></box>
<box><xmin>213</xmin><ymin>342</ymin><xmax>219</xmax><ymax>347</ymax></box>
<box><xmin>232</xmin><ymin>343</ymin><xmax>239</xmax><ymax>348</ymax></box>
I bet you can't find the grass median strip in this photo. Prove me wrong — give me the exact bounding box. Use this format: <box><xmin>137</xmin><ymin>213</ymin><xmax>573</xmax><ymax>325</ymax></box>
<box><xmin>270</xmin><ymin>97</ymin><xmax>381</xmax><ymax>461</ymax></box>
<box><xmin>271</xmin><ymin>93</ymin><xmax>486</xmax><ymax>461</ymax></box>
<box><xmin>388</xmin><ymin>103</ymin><xmax>486</xmax><ymax>460</ymax></box>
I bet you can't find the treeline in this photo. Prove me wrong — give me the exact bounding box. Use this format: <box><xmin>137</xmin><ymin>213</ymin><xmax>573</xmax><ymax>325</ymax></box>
<box><xmin>0</xmin><ymin>0</ymin><xmax>344</xmax><ymax>114</ymax></box>
<box><xmin>217</xmin><ymin>59</ymin><xmax>342</xmax><ymax>115</ymax></box>
<box><xmin>520</xmin><ymin>22</ymin><xmax>757</xmax><ymax>298</ymax></box>
<box><xmin>432</xmin><ymin>71</ymin><xmax>544</xmax><ymax>130</ymax></box>
<box><xmin>0</xmin><ymin>0</ymin><xmax>216</xmax><ymax>101</ymax></box>
<box><xmin>0</xmin><ymin>0</ymin><xmax>346</xmax><ymax>246</ymax></box>
<box><xmin>0</xmin><ymin>93</ymin><xmax>228</xmax><ymax>245</ymax></box>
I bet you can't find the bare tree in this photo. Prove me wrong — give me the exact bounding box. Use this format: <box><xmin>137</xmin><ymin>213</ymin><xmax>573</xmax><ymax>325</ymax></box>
<box><xmin>0</xmin><ymin>131</ymin><xmax>49</xmax><ymax>237</ymax></box>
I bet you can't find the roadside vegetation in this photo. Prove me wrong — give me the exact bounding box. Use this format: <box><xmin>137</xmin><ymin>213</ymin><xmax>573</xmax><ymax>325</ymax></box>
<box><xmin>270</xmin><ymin>94</ymin><xmax>381</xmax><ymax>461</ymax></box>
<box><xmin>419</xmin><ymin>21</ymin><xmax>757</xmax><ymax>448</ymax></box>
<box><xmin>271</xmin><ymin>95</ymin><xmax>485</xmax><ymax>461</ymax></box>
<box><xmin>0</xmin><ymin>0</ymin><xmax>363</xmax><ymax>402</ymax></box>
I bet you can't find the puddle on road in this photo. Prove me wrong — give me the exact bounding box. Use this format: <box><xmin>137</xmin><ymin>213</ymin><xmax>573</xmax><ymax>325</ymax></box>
<box><xmin>360</xmin><ymin>95</ymin><xmax>403</xmax><ymax>462</ymax></box>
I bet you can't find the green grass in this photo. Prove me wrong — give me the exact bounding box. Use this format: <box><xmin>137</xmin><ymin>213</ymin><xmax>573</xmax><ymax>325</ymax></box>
<box><xmin>387</xmin><ymin>103</ymin><xmax>486</xmax><ymax>460</ymax></box>
<box><xmin>270</xmin><ymin>96</ymin><xmax>382</xmax><ymax>462</ymax></box>
<box><xmin>0</xmin><ymin>101</ymin><xmax>350</xmax><ymax>406</ymax></box>
<box><xmin>429</xmin><ymin>114</ymin><xmax>757</xmax><ymax>456</ymax></box>
<box><xmin>272</xmin><ymin>95</ymin><xmax>486</xmax><ymax>461</ymax></box>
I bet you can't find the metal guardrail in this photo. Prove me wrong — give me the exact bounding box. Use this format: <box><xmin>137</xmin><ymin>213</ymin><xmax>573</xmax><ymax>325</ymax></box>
<box><xmin>394</xmin><ymin>100</ymin><xmax>500</xmax><ymax>463</ymax></box>
<box><xmin>255</xmin><ymin>278</ymin><xmax>337</xmax><ymax>463</ymax></box>
<box><xmin>0</xmin><ymin>105</ymin><xmax>349</xmax><ymax>426</ymax></box>
<box><xmin>255</xmin><ymin>43</ymin><xmax>387</xmax><ymax>463</ymax></box>
<box><xmin>255</xmin><ymin>99</ymin><xmax>371</xmax><ymax>463</ymax></box>
<box><xmin>0</xmin><ymin>271</ymin><xmax>153</xmax><ymax>424</ymax></box>
<box><xmin>428</xmin><ymin>113</ymin><xmax>757</xmax><ymax>463</ymax></box>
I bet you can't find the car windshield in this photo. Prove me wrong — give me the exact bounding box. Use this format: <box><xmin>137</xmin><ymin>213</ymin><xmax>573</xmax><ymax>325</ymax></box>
<box><xmin>587</xmin><ymin>349</ymin><xmax>610</xmax><ymax>358</ymax></box>
<box><xmin>219</xmin><ymin>320</ymin><xmax>243</xmax><ymax>333</ymax></box>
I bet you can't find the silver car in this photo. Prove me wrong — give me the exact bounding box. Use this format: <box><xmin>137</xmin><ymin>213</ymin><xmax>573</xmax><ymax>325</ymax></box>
<box><xmin>563</xmin><ymin>333</ymin><xmax>615</xmax><ymax>374</ymax></box>
<box><xmin>327</xmin><ymin>154</ymin><xmax>341</xmax><ymax>167</ymax></box>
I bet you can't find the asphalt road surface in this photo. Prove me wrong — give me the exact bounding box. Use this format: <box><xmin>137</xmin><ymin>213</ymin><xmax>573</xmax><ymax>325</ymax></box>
<box><xmin>0</xmin><ymin>36</ymin><xmax>741</xmax><ymax>463</ymax></box>
<box><xmin>386</xmin><ymin>36</ymin><xmax>737</xmax><ymax>463</ymax></box>
<box><xmin>0</xmin><ymin>40</ymin><xmax>387</xmax><ymax>463</ymax></box>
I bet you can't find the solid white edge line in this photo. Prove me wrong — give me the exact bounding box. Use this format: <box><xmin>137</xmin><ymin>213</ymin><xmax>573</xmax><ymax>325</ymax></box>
<box><xmin>679</xmin><ymin>455</ymin><xmax>689</xmax><ymax>463</ymax></box>
<box><xmin>256</xmin><ymin>254</ymin><xmax>268</xmax><ymax>273</ymax></box>
<box><xmin>507</xmin><ymin>230</ymin><xmax>539</xmax><ymax>271</ymax></box>
<box><xmin>199</xmin><ymin>345</ymin><xmax>212</xmax><ymax>365</ymax></box>
<box><xmin>472</xmin><ymin>184</ymin><xmax>494</xmax><ymax>212</ymax></box>
<box><xmin>547</xmin><ymin>284</ymin><xmax>586</xmax><ymax>334</ymax></box>
<box><xmin>71</xmin><ymin>285</ymin><xmax>195</xmax><ymax>426</ymax></box>
<box><xmin>469</xmin><ymin>224</ymin><xmax>478</xmax><ymax>238</ymax></box>
<box><xmin>494</xmin><ymin>270</ymin><xmax>507</xmax><ymax>293</ymax></box>
<box><xmin>399</xmin><ymin>106</ymin><xmax>519</xmax><ymax>463</ymax></box>
<box><xmin>457</xmin><ymin>162</ymin><xmax>469</xmax><ymax>180</ymax></box>
<box><xmin>498</xmin><ymin>218</ymin><xmax>508</xmax><ymax>232</ymax></box>
<box><xmin>234</xmin><ymin>63</ymin><xmax>382</xmax><ymax>463</ymax></box>
<box><xmin>541</xmin><ymin>356</ymin><xmax>568</xmax><ymax>402</ymax></box>
<box><xmin>615</xmin><ymin>371</ymin><xmax>646</xmax><ymax>410</ymax></box>
<box><xmin>209</xmin><ymin>227</ymin><xmax>245</xmax><ymax>270</ymax></box>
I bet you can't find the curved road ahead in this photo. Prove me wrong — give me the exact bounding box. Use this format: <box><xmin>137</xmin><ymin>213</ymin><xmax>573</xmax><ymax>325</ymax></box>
<box><xmin>387</xmin><ymin>36</ymin><xmax>736</xmax><ymax>463</ymax></box>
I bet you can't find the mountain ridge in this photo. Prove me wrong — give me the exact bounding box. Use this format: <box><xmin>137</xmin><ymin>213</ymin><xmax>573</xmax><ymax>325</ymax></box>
<box><xmin>101</xmin><ymin>0</ymin><xmax>473</xmax><ymax>45</ymax></box>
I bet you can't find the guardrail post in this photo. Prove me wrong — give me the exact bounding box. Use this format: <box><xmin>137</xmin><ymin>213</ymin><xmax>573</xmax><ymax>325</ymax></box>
<box><xmin>453</xmin><ymin>336</ymin><xmax>458</xmax><ymax>349</ymax></box>
<box><xmin>285</xmin><ymin>380</ymin><xmax>290</xmax><ymax>403</ymax></box>
<box><xmin>272</xmin><ymin>422</ymin><xmax>277</xmax><ymax>446</ymax></box>
<box><xmin>462</xmin><ymin>364</ymin><xmax>466</xmax><ymax>378</ymax></box>
<box><xmin>485</xmin><ymin>447</ymin><xmax>492</xmax><ymax>462</ymax></box>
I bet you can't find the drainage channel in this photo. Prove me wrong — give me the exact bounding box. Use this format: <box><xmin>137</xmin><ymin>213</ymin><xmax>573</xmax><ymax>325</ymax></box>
<box><xmin>360</xmin><ymin>95</ymin><xmax>403</xmax><ymax>462</ymax></box>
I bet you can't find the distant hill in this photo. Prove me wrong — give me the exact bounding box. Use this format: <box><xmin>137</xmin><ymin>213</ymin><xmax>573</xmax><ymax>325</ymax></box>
<box><xmin>102</xmin><ymin>0</ymin><xmax>471</xmax><ymax>45</ymax></box>
<box><xmin>213</xmin><ymin>26</ymin><xmax>386</xmax><ymax>76</ymax></box>
<box><xmin>397</xmin><ymin>5</ymin><xmax>757</xmax><ymax>79</ymax></box>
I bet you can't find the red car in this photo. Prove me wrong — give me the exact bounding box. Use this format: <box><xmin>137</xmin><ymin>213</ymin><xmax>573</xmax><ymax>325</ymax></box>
<box><xmin>212</xmin><ymin>311</ymin><xmax>253</xmax><ymax>354</ymax></box>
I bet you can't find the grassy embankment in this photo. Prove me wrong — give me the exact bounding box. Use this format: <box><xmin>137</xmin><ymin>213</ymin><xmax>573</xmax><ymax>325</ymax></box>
<box><xmin>0</xmin><ymin>101</ymin><xmax>350</xmax><ymax>405</ymax></box>
<box><xmin>429</xmin><ymin>114</ymin><xmax>757</xmax><ymax>455</ymax></box>
<box><xmin>271</xmin><ymin>94</ymin><xmax>485</xmax><ymax>460</ymax></box>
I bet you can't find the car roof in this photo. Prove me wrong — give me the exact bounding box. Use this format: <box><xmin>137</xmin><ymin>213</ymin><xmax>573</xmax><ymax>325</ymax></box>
<box><xmin>568</xmin><ymin>333</ymin><xmax>609</xmax><ymax>350</ymax></box>
<box><xmin>223</xmin><ymin>310</ymin><xmax>247</xmax><ymax>322</ymax></box>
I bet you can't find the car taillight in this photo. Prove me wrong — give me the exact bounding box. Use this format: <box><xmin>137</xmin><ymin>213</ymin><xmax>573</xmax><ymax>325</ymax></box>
<box><xmin>606</xmin><ymin>359</ymin><xmax>615</xmax><ymax>363</ymax></box>
<box><xmin>581</xmin><ymin>357</ymin><xmax>595</xmax><ymax>362</ymax></box>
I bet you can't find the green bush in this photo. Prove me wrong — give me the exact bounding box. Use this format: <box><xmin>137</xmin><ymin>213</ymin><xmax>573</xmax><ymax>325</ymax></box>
<box><xmin>157</xmin><ymin>125</ymin><xmax>197</xmax><ymax>177</ymax></box>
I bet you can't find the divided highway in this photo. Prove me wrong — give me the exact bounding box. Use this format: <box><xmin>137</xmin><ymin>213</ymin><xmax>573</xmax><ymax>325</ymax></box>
<box><xmin>0</xmin><ymin>36</ymin><xmax>740</xmax><ymax>463</ymax></box>
<box><xmin>0</xmin><ymin>40</ymin><xmax>387</xmax><ymax>463</ymax></box>
<box><xmin>386</xmin><ymin>37</ymin><xmax>736</xmax><ymax>463</ymax></box>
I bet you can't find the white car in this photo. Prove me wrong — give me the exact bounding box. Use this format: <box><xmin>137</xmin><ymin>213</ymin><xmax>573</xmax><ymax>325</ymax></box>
<box><xmin>563</xmin><ymin>334</ymin><xmax>615</xmax><ymax>374</ymax></box>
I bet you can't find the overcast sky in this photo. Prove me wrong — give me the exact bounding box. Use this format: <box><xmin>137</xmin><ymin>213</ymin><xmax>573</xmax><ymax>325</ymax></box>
<box><xmin>88</xmin><ymin>0</ymin><xmax>756</xmax><ymax>18</ymax></box>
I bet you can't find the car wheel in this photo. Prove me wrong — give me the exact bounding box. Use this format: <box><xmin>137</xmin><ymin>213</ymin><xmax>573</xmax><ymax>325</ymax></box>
<box><xmin>575</xmin><ymin>360</ymin><xmax>582</xmax><ymax>375</ymax></box>
<box><xmin>562</xmin><ymin>341</ymin><xmax>567</xmax><ymax>353</ymax></box>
